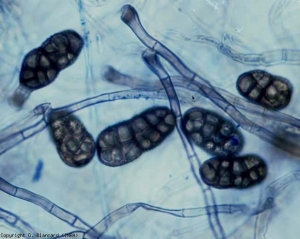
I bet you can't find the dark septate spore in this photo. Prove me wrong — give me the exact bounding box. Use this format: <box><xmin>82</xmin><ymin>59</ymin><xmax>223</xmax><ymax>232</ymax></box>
<box><xmin>236</xmin><ymin>70</ymin><xmax>292</xmax><ymax>110</ymax></box>
<box><xmin>49</xmin><ymin>111</ymin><xmax>95</xmax><ymax>168</ymax></box>
<box><xmin>181</xmin><ymin>107</ymin><xmax>243</xmax><ymax>156</ymax></box>
<box><xmin>20</xmin><ymin>30</ymin><xmax>84</xmax><ymax>90</ymax></box>
<box><xmin>96</xmin><ymin>106</ymin><xmax>176</xmax><ymax>167</ymax></box>
<box><xmin>200</xmin><ymin>155</ymin><xmax>267</xmax><ymax>189</ymax></box>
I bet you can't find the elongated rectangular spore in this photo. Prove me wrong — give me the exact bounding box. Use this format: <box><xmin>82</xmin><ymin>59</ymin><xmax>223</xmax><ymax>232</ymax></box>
<box><xmin>96</xmin><ymin>106</ymin><xmax>176</xmax><ymax>167</ymax></box>
<box><xmin>200</xmin><ymin>155</ymin><xmax>267</xmax><ymax>189</ymax></box>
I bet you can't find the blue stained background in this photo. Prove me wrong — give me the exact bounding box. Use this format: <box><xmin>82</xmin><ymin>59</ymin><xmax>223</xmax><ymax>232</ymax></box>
<box><xmin>0</xmin><ymin>0</ymin><xmax>300</xmax><ymax>238</ymax></box>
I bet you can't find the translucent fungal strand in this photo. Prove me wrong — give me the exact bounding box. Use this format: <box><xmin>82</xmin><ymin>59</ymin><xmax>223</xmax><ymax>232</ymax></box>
<box><xmin>0</xmin><ymin>89</ymin><xmax>196</xmax><ymax>157</ymax></box>
<box><xmin>0</xmin><ymin>207</ymin><xmax>37</xmax><ymax>236</ymax></box>
<box><xmin>9</xmin><ymin>85</ymin><xmax>32</xmax><ymax>109</ymax></box>
<box><xmin>102</xmin><ymin>67</ymin><xmax>299</xmax><ymax>129</ymax></box>
<box><xmin>141</xmin><ymin>49</ymin><xmax>226</xmax><ymax>239</ymax></box>
<box><xmin>119</xmin><ymin>4</ymin><xmax>300</xmax><ymax>156</ymax></box>
<box><xmin>0</xmin><ymin>177</ymin><xmax>93</xmax><ymax>232</ymax></box>
<box><xmin>165</xmin><ymin>33</ymin><xmax>300</xmax><ymax>66</ymax></box>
